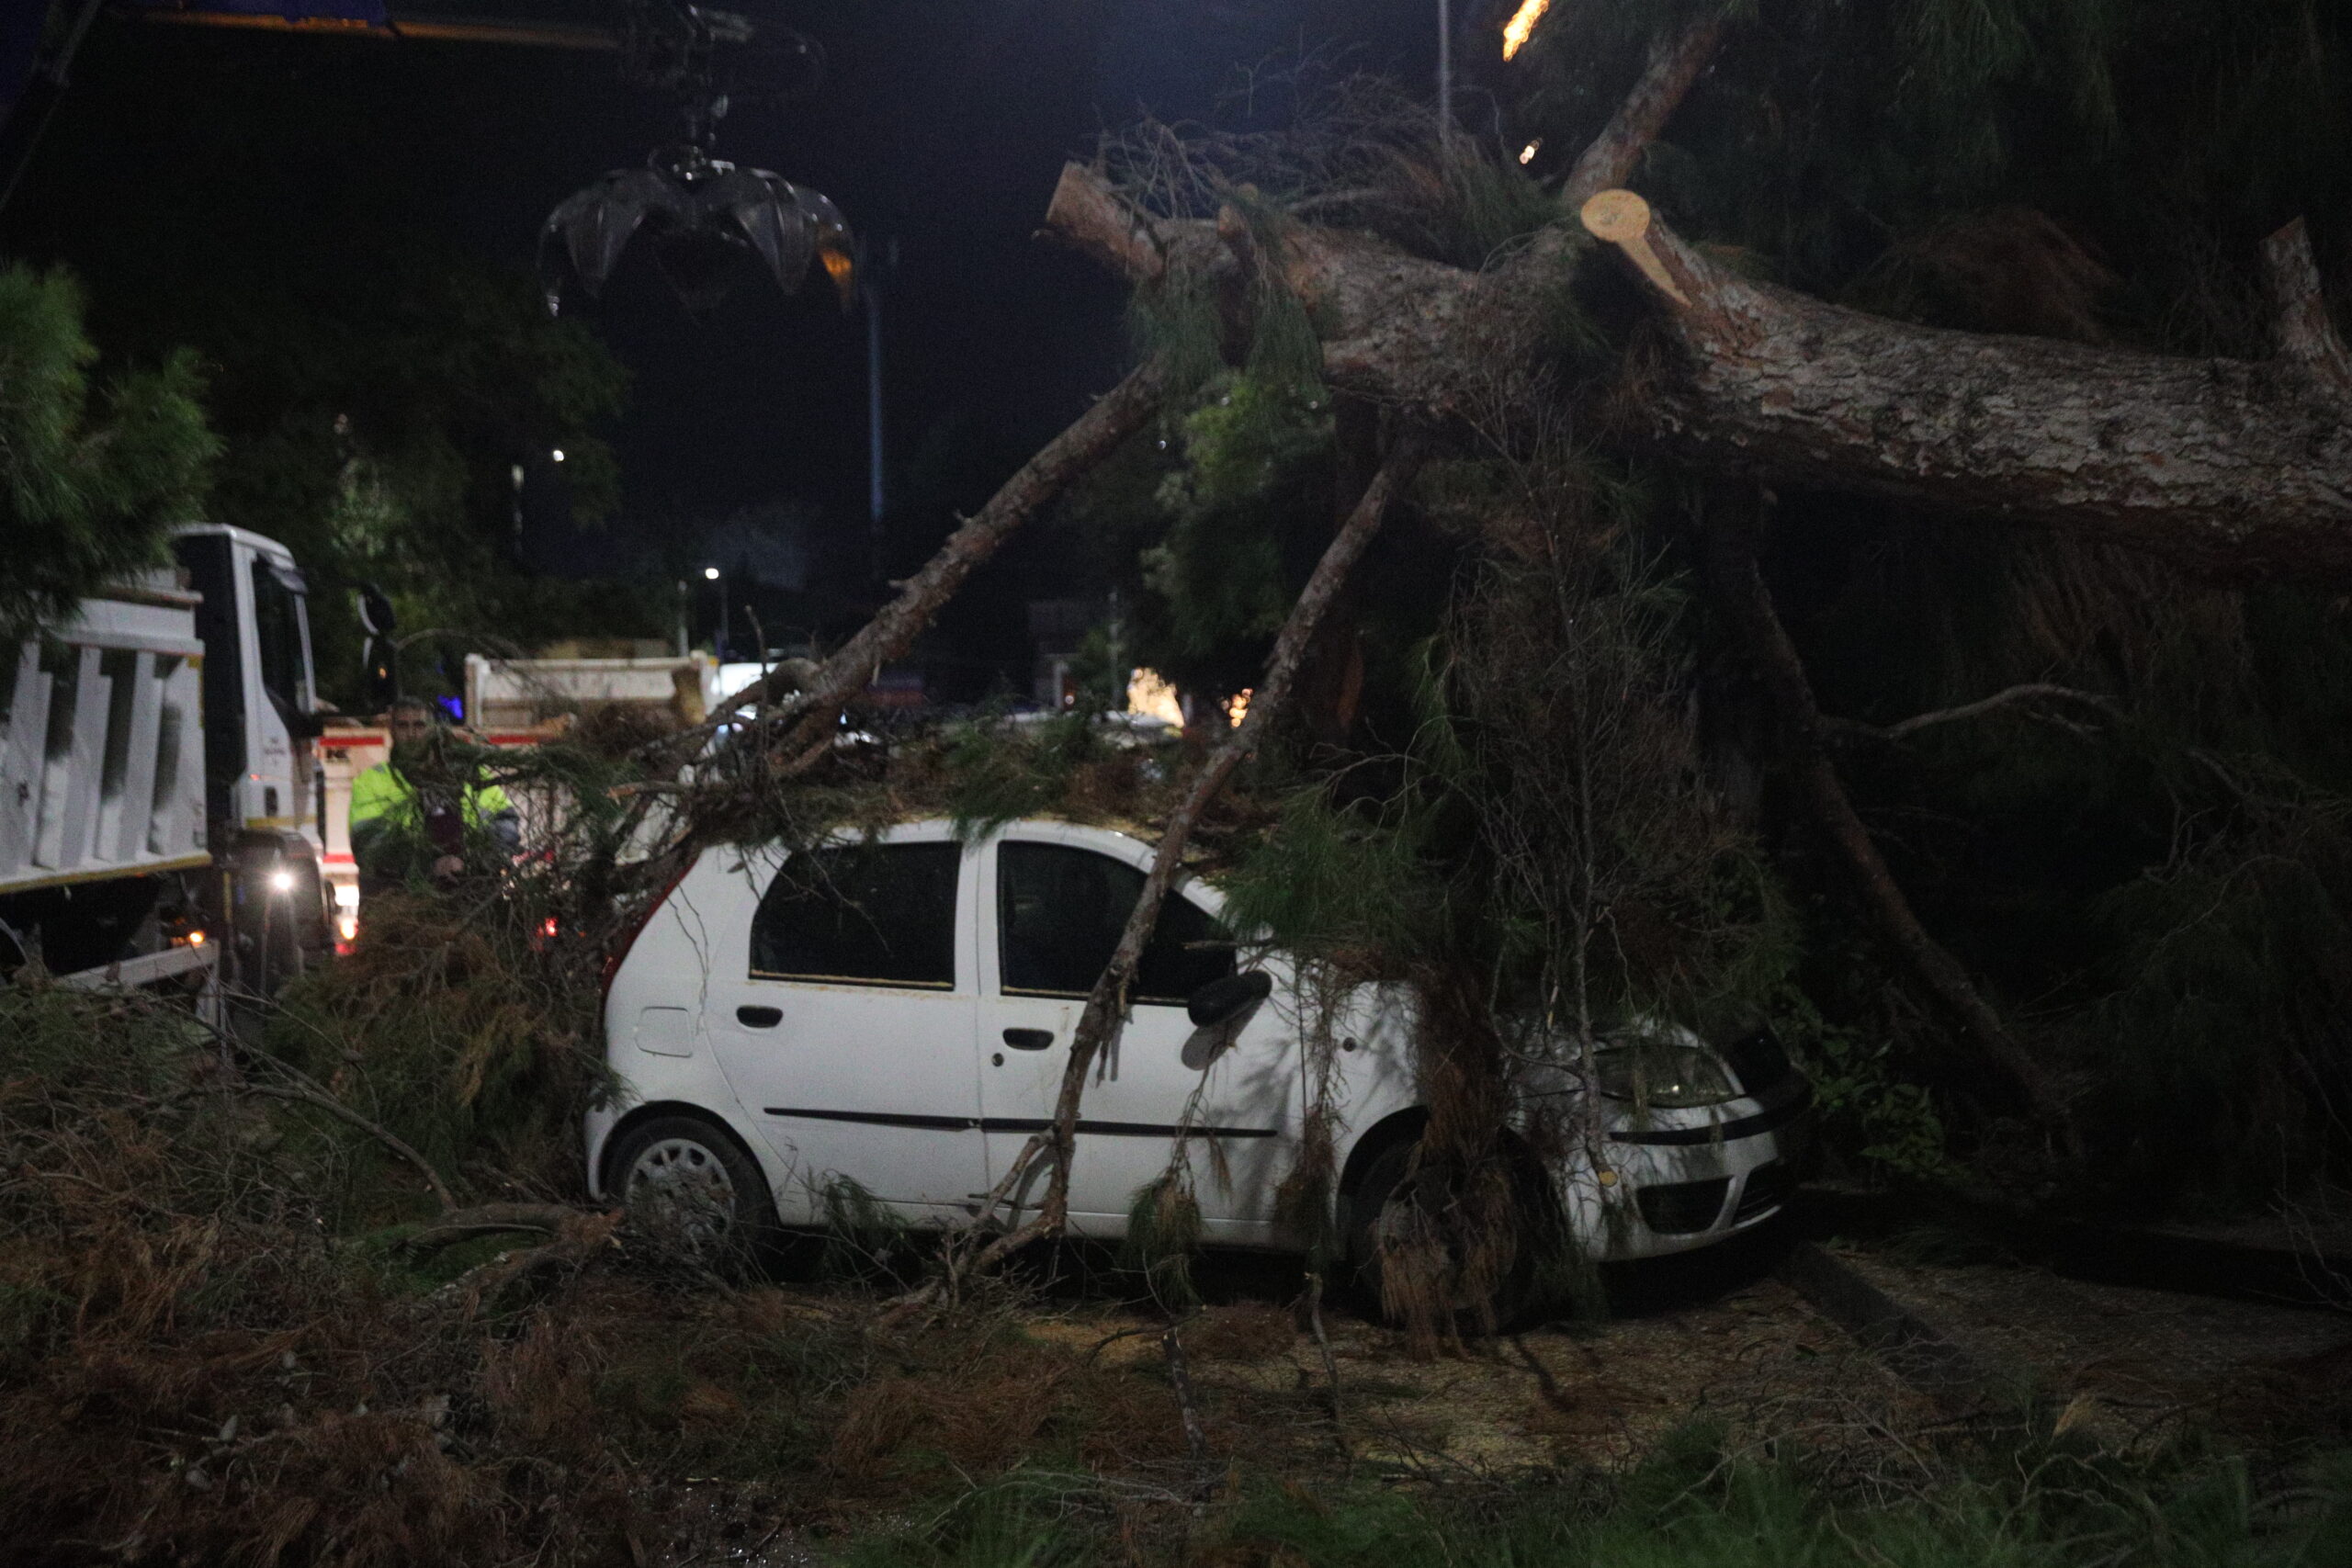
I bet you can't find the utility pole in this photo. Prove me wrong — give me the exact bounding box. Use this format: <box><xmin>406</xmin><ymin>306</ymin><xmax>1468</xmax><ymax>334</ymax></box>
<box><xmin>861</xmin><ymin>236</ymin><xmax>898</xmax><ymax>589</ymax></box>
<box><xmin>1437</xmin><ymin>0</ymin><xmax>1453</xmax><ymax>152</ymax></box>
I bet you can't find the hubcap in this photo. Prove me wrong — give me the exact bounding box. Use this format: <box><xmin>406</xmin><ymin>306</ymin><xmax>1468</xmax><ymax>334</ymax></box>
<box><xmin>627</xmin><ymin>1136</ymin><xmax>738</xmax><ymax>1250</ymax></box>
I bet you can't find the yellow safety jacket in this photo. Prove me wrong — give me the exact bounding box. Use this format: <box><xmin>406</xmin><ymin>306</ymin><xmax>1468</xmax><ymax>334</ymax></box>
<box><xmin>348</xmin><ymin>760</ymin><xmax>518</xmax><ymax>893</ymax></box>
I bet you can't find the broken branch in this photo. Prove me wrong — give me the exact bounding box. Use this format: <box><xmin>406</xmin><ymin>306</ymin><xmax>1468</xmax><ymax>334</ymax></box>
<box><xmin>2262</xmin><ymin>216</ymin><xmax>2352</xmax><ymax>392</ymax></box>
<box><xmin>1702</xmin><ymin>491</ymin><xmax>2071</xmax><ymax>1132</ymax></box>
<box><xmin>1831</xmin><ymin>683</ymin><xmax>2116</xmax><ymax>743</ymax></box>
<box><xmin>659</xmin><ymin>357</ymin><xmax>1169</xmax><ymax>765</ymax></box>
<box><xmin>1560</xmin><ymin>14</ymin><xmax>1727</xmax><ymax>208</ymax></box>
<box><xmin>961</xmin><ymin>427</ymin><xmax>1430</xmax><ymax>1280</ymax></box>
<box><xmin>1590</xmin><ymin>200</ymin><xmax>2352</xmax><ymax>579</ymax></box>
<box><xmin>238</xmin><ymin>1079</ymin><xmax>457</xmax><ymax>1213</ymax></box>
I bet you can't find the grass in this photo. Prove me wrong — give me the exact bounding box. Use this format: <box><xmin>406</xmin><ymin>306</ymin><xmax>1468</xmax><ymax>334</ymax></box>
<box><xmin>846</xmin><ymin>1429</ymin><xmax>2352</xmax><ymax>1567</ymax></box>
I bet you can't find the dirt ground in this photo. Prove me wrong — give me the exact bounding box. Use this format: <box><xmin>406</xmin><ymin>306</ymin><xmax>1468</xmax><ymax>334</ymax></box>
<box><xmin>627</xmin><ymin>1229</ymin><xmax>2352</xmax><ymax>1564</ymax></box>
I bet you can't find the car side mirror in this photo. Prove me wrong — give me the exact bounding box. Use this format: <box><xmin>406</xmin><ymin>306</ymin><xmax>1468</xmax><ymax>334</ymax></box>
<box><xmin>1186</xmin><ymin>970</ymin><xmax>1272</xmax><ymax>1029</ymax></box>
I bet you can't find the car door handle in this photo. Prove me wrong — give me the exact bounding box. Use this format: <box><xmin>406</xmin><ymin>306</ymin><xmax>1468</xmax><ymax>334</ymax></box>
<box><xmin>737</xmin><ymin>1005</ymin><xmax>783</xmax><ymax>1029</ymax></box>
<box><xmin>1001</xmin><ymin>1028</ymin><xmax>1055</xmax><ymax>1051</ymax></box>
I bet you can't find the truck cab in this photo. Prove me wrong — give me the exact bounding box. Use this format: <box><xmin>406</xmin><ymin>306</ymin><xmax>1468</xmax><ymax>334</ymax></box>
<box><xmin>169</xmin><ymin>525</ymin><xmax>332</xmax><ymax>987</ymax></box>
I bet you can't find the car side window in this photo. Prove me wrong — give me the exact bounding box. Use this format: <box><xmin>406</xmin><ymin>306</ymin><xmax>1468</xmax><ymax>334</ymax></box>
<box><xmin>998</xmin><ymin>841</ymin><xmax>1233</xmax><ymax>1004</ymax></box>
<box><xmin>751</xmin><ymin>841</ymin><xmax>960</xmax><ymax>988</ymax></box>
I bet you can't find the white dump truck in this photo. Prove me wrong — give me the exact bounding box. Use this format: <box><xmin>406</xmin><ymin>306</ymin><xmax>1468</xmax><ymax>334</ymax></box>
<box><xmin>305</xmin><ymin>650</ymin><xmax>718</xmax><ymax>945</ymax></box>
<box><xmin>0</xmin><ymin>524</ymin><xmax>330</xmax><ymax>996</ymax></box>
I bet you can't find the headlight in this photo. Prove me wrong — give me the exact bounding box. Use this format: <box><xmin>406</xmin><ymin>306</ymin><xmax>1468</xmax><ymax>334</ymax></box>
<box><xmin>1593</xmin><ymin>1041</ymin><xmax>1738</xmax><ymax>1108</ymax></box>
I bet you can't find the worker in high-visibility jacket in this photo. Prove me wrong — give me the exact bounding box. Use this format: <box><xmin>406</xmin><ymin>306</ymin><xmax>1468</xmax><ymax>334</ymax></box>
<box><xmin>349</xmin><ymin>696</ymin><xmax>521</xmax><ymax>899</ymax></box>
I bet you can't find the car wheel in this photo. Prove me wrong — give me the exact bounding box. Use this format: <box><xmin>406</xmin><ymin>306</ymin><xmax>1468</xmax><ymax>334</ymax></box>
<box><xmin>608</xmin><ymin>1114</ymin><xmax>780</xmax><ymax>1269</ymax></box>
<box><xmin>1344</xmin><ymin>1135</ymin><xmax>1555</xmax><ymax>1334</ymax></box>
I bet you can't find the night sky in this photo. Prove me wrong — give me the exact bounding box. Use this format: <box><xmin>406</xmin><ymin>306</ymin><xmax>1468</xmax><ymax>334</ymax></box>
<box><xmin>7</xmin><ymin>2</ymin><xmax>1447</xmax><ymax>598</ymax></box>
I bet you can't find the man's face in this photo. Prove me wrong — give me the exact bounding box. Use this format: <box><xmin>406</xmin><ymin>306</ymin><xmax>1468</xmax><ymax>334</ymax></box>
<box><xmin>388</xmin><ymin>708</ymin><xmax>436</xmax><ymax>761</ymax></box>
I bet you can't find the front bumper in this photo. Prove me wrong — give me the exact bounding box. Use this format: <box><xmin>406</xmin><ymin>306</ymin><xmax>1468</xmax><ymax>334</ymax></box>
<box><xmin>1569</xmin><ymin>1080</ymin><xmax>1814</xmax><ymax>1261</ymax></box>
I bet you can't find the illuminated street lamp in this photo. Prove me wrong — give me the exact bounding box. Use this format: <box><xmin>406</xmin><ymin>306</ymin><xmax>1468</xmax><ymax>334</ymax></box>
<box><xmin>703</xmin><ymin>566</ymin><xmax>729</xmax><ymax>660</ymax></box>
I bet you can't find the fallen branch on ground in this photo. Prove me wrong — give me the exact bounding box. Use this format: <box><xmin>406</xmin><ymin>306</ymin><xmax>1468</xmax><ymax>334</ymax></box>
<box><xmin>394</xmin><ymin>1202</ymin><xmax>581</xmax><ymax>1252</ymax></box>
<box><xmin>239</xmin><ymin>1080</ymin><xmax>458</xmax><ymax>1212</ymax></box>
<box><xmin>1827</xmin><ymin>683</ymin><xmax>2116</xmax><ymax>744</ymax></box>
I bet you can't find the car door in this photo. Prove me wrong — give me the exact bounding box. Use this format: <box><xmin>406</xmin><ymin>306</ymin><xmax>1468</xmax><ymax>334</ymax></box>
<box><xmin>705</xmin><ymin>827</ymin><xmax>987</xmax><ymax>1224</ymax></box>
<box><xmin>976</xmin><ymin>826</ymin><xmax>1294</xmax><ymax>1239</ymax></box>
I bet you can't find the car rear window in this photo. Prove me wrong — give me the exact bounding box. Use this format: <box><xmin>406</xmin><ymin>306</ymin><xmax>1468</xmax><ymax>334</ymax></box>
<box><xmin>997</xmin><ymin>841</ymin><xmax>1232</xmax><ymax>1004</ymax></box>
<box><xmin>752</xmin><ymin>841</ymin><xmax>960</xmax><ymax>988</ymax></box>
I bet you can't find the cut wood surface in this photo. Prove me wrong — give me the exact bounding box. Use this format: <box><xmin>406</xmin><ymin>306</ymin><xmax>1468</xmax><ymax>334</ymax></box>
<box><xmin>1594</xmin><ymin>203</ymin><xmax>2352</xmax><ymax>577</ymax></box>
<box><xmin>1045</xmin><ymin>69</ymin><xmax>2352</xmax><ymax>581</ymax></box>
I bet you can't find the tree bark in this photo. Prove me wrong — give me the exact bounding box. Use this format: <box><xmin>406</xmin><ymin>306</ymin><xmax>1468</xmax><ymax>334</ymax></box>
<box><xmin>963</xmin><ymin>429</ymin><xmax>1429</xmax><ymax>1276</ymax></box>
<box><xmin>1702</xmin><ymin>491</ymin><xmax>2069</xmax><ymax>1130</ymax></box>
<box><xmin>1560</xmin><ymin>15</ymin><xmax>1727</xmax><ymax>208</ymax></box>
<box><xmin>1588</xmin><ymin>198</ymin><xmax>2352</xmax><ymax>578</ymax></box>
<box><xmin>1046</xmin><ymin>141</ymin><xmax>2352</xmax><ymax>580</ymax></box>
<box><xmin>682</xmin><ymin>357</ymin><xmax>1168</xmax><ymax>759</ymax></box>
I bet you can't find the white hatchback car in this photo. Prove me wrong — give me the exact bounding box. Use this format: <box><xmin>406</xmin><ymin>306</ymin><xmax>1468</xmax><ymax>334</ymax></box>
<box><xmin>588</xmin><ymin>819</ymin><xmax>1811</xmax><ymax>1295</ymax></box>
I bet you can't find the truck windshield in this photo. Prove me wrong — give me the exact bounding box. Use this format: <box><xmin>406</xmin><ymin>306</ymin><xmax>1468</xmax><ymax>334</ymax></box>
<box><xmin>250</xmin><ymin>560</ymin><xmax>313</xmax><ymax>716</ymax></box>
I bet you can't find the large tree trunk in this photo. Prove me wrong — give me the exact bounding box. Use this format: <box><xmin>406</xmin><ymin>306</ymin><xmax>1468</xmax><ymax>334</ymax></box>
<box><xmin>1589</xmin><ymin>201</ymin><xmax>2352</xmax><ymax>577</ymax></box>
<box><xmin>1043</xmin><ymin>168</ymin><xmax>2352</xmax><ymax>581</ymax></box>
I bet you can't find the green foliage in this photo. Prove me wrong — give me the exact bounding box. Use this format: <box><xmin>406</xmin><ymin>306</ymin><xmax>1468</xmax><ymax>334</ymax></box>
<box><xmin>262</xmin><ymin>734</ymin><xmax>647</xmax><ymax>1215</ymax></box>
<box><xmin>1124</xmin><ymin>266</ymin><xmax>1226</xmax><ymax>401</ymax></box>
<box><xmin>0</xmin><ymin>264</ymin><xmax>218</xmax><ymax>637</ymax></box>
<box><xmin>1118</xmin><ymin>1174</ymin><xmax>1204</xmax><ymax>1313</ymax></box>
<box><xmin>1774</xmin><ymin>989</ymin><xmax>1965</xmax><ymax>1189</ymax></box>
<box><xmin>1218</xmin><ymin>784</ymin><xmax>1445</xmax><ymax>966</ymax></box>
<box><xmin>1133</xmin><ymin>372</ymin><xmax>1333</xmax><ymax>698</ymax></box>
<box><xmin>2077</xmin><ymin>782</ymin><xmax>2352</xmax><ymax>1210</ymax></box>
<box><xmin>1204</xmin><ymin>1430</ymin><xmax>2352</xmax><ymax>1568</ymax></box>
<box><xmin>943</xmin><ymin>712</ymin><xmax>1106</xmax><ymax>839</ymax></box>
<box><xmin>198</xmin><ymin>250</ymin><xmax>642</xmax><ymax>708</ymax></box>
<box><xmin>818</xmin><ymin>1174</ymin><xmax>920</xmax><ymax>1285</ymax></box>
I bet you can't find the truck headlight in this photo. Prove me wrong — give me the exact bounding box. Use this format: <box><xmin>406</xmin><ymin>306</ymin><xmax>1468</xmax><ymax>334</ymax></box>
<box><xmin>1593</xmin><ymin>1042</ymin><xmax>1738</xmax><ymax>1108</ymax></box>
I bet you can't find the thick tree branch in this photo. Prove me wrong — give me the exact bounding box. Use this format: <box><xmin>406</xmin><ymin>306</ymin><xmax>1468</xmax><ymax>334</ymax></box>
<box><xmin>683</xmin><ymin>358</ymin><xmax>1168</xmax><ymax>756</ymax></box>
<box><xmin>2263</xmin><ymin>217</ymin><xmax>2352</xmax><ymax>392</ymax></box>
<box><xmin>1702</xmin><ymin>492</ymin><xmax>2069</xmax><ymax>1131</ymax></box>
<box><xmin>960</xmin><ymin>428</ymin><xmax>1430</xmax><ymax>1280</ymax></box>
<box><xmin>1560</xmin><ymin>15</ymin><xmax>1727</xmax><ymax>208</ymax></box>
<box><xmin>1589</xmin><ymin>196</ymin><xmax>2352</xmax><ymax>578</ymax></box>
<box><xmin>1043</xmin><ymin>161</ymin><xmax>1167</xmax><ymax>283</ymax></box>
<box><xmin>1830</xmin><ymin>683</ymin><xmax>2115</xmax><ymax>743</ymax></box>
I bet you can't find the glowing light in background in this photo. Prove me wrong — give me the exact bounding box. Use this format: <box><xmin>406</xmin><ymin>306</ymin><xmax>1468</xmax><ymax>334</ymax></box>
<box><xmin>1502</xmin><ymin>0</ymin><xmax>1552</xmax><ymax>61</ymax></box>
<box><xmin>1126</xmin><ymin>669</ymin><xmax>1184</xmax><ymax>727</ymax></box>
<box><xmin>1519</xmin><ymin>138</ymin><xmax>1542</xmax><ymax>164</ymax></box>
<box><xmin>1224</xmin><ymin>689</ymin><xmax>1252</xmax><ymax>728</ymax></box>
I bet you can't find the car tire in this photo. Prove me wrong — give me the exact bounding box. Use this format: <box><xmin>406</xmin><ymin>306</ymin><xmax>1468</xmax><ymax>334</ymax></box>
<box><xmin>607</xmin><ymin>1114</ymin><xmax>782</xmax><ymax>1272</ymax></box>
<box><xmin>1344</xmin><ymin>1134</ymin><xmax>1555</xmax><ymax>1334</ymax></box>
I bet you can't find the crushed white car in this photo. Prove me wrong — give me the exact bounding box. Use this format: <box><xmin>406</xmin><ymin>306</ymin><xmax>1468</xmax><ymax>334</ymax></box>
<box><xmin>588</xmin><ymin>818</ymin><xmax>1811</xmax><ymax>1306</ymax></box>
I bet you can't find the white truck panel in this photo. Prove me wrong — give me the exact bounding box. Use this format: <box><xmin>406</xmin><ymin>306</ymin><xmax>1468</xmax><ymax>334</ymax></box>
<box><xmin>0</xmin><ymin>585</ymin><xmax>209</xmax><ymax>896</ymax></box>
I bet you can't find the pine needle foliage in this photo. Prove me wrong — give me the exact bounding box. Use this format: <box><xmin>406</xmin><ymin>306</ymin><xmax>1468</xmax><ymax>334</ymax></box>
<box><xmin>1119</xmin><ymin>1174</ymin><xmax>1204</xmax><ymax>1313</ymax></box>
<box><xmin>0</xmin><ymin>264</ymin><xmax>217</xmax><ymax>638</ymax></box>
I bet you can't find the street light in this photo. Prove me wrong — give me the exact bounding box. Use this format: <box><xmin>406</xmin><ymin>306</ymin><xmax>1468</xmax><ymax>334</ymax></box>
<box><xmin>704</xmin><ymin>567</ymin><xmax>729</xmax><ymax>660</ymax></box>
